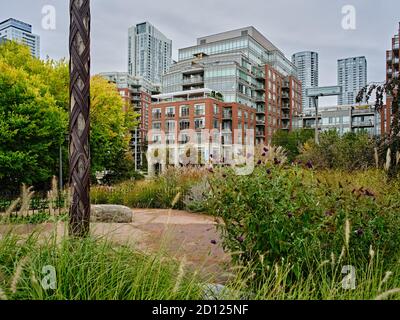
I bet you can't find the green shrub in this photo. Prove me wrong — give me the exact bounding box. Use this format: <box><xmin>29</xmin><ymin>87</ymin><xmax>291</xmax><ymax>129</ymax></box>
<box><xmin>207</xmin><ymin>164</ymin><xmax>400</xmax><ymax>283</ymax></box>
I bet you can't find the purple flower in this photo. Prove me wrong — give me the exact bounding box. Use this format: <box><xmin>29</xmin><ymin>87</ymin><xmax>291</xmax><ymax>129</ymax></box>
<box><xmin>263</xmin><ymin>147</ymin><xmax>269</xmax><ymax>153</ymax></box>
<box><xmin>257</xmin><ymin>160</ymin><xmax>262</xmax><ymax>165</ymax></box>
<box><xmin>306</xmin><ymin>160</ymin><xmax>313</xmax><ymax>169</ymax></box>
<box><xmin>211</xmin><ymin>240</ymin><xmax>217</xmax><ymax>245</ymax></box>
<box><xmin>266</xmin><ymin>169</ymin><xmax>271</xmax><ymax>175</ymax></box>
<box><xmin>222</xmin><ymin>174</ymin><xmax>227</xmax><ymax>178</ymax></box>
<box><xmin>274</xmin><ymin>158</ymin><xmax>281</xmax><ymax>165</ymax></box>
<box><xmin>208</xmin><ymin>167</ymin><xmax>214</xmax><ymax>173</ymax></box>
<box><xmin>325</xmin><ymin>210</ymin><xmax>334</xmax><ymax>217</ymax></box>
<box><xmin>262</xmin><ymin>153</ymin><xmax>266</xmax><ymax>157</ymax></box>
<box><xmin>355</xmin><ymin>228</ymin><xmax>364</xmax><ymax>237</ymax></box>
<box><xmin>237</xmin><ymin>236</ymin><xmax>244</xmax><ymax>243</ymax></box>
<box><xmin>287</xmin><ymin>212</ymin><xmax>294</xmax><ymax>219</ymax></box>
<box><xmin>364</xmin><ymin>190</ymin><xmax>375</xmax><ymax>198</ymax></box>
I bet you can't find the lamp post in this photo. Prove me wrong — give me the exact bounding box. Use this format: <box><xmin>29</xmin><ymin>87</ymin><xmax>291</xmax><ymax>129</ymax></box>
<box><xmin>69</xmin><ymin>0</ymin><xmax>91</xmax><ymax>237</ymax></box>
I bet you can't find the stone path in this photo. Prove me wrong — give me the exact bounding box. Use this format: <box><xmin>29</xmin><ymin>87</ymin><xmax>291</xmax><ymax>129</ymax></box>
<box><xmin>0</xmin><ymin>209</ymin><xmax>231</xmax><ymax>282</ymax></box>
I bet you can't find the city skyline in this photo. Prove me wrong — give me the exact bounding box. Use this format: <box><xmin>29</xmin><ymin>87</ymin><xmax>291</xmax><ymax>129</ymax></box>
<box><xmin>1</xmin><ymin>0</ymin><xmax>399</xmax><ymax>105</ymax></box>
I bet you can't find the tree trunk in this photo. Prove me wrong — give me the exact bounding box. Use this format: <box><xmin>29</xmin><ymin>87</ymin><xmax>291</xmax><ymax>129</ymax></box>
<box><xmin>69</xmin><ymin>0</ymin><xmax>91</xmax><ymax>237</ymax></box>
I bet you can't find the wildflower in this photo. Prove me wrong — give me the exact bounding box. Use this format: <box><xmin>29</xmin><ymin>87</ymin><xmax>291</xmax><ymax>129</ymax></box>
<box><xmin>237</xmin><ymin>236</ymin><xmax>244</xmax><ymax>243</ymax></box>
<box><xmin>274</xmin><ymin>158</ymin><xmax>281</xmax><ymax>165</ymax></box>
<box><xmin>287</xmin><ymin>211</ymin><xmax>294</xmax><ymax>219</ymax></box>
<box><xmin>222</xmin><ymin>174</ymin><xmax>227</xmax><ymax>178</ymax></box>
<box><xmin>263</xmin><ymin>147</ymin><xmax>269</xmax><ymax>153</ymax></box>
<box><xmin>262</xmin><ymin>153</ymin><xmax>266</xmax><ymax>157</ymax></box>
<box><xmin>208</xmin><ymin>167</ymin><xmax>214</xmax><ymax>173</ymax></box>
<box><xmin>364</xmin><ymin>189</ymin><xmax>375</xmax><ymax>197</ymax></box>
<box><xmin>325</xmin><ymin>210</ymin><xmax>334</xmax><ymax>217</ymax></box>
<box><xmin>266</xmin><ymin>169</ymin><xmax>271</xmax><ymax>175</ymax></box>
<box><xmin>355</xmin><ymin>228</ymin><xmax>364</xmax><ymax>237</ymax></box>
<box><xmin>306</xmin><ymin>160</ymin><xmax>313</xmax><ymax>169</ymax></box>
<box><xmin>211</xmin><ymin>240</ymin><xmax>217</xmax><ymax>245</ymax></box>
<box><xmin>257</xmin><ymin>160</ymin><xmax>262</xmax><ymax>165</ymax></box>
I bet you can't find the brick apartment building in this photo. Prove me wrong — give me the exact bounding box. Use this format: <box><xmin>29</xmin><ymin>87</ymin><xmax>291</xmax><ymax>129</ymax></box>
<box><xmin>385</xmin><ymin>22</ymin><xmax>400</xmax><ymax>135</ymax></box>
<box><xmin>100</xmin><ymin>72</ymin><xmax>160</xmax><ymax>169</ymax></box>
<box><xmin>148</xmin><ymin>89</ymin><xmax>256</xmax><ymax>172</ymax></box>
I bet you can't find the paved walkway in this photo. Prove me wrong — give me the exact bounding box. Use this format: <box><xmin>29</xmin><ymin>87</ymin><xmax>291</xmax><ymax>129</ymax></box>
<box><xmin>0</xmin><ymin>209</ymin><xmax>231</xmax><ymax>282</ymax></box>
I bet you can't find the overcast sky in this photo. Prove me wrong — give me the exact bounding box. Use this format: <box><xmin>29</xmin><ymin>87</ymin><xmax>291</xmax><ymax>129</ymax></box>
<box><xmin>2</xmin><ymin>0</ymin><xmax>400</xmax><ymax>105</ymax></box>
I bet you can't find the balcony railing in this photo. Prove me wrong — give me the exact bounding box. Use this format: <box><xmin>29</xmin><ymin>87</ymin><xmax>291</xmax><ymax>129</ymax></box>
<box><xmin>183</xmin><ymin>77</ymin><xmax>204</xmax><ymax>84</ymax></box>
<box><xmin>223</xmin><ymin>112</ymin><xmax>232</xmax><ymax>119</ymax></box>
<box><xmin>152</xmin><ymin>113</ymin><xmax>162</xmax><ymax>120</ymax></box>
<box><xmin>165</xmin><ymin>113</ymin><xmax>175</xmax><ymax>118</ymax></box>
<box><xmin>394</xmin><ymin>58</ymin><xmax>400</xmax><ymax>64</ymax></box>
<box><xmin>282</xmin><ymin>93</ymin><xmax>289</xmax><ymax>99</ymax></box>
<box><xmin>282</xmin><ymin>103</ymin><xmax>290</xmax><ymax>110</ymax></box>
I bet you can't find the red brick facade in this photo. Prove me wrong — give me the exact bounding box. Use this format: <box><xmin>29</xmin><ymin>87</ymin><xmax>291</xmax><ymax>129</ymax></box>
<box><xmin>385</xmin><ymin>22</ymin><xmax>400</xmax><ymax>135</ymax></box>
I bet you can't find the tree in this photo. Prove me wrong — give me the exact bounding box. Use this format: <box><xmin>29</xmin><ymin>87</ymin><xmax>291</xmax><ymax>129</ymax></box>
<box><xmin>357</xmin><ymin>78</ymin><xmax>400</xmax><ymax>177</ymax></box>
<box><xmin>0</xmin><ymin>42</ymin><xmax>68</xmax><ymax>192</ymax></box>
<box><xmin>90</xmin><ymin>76</ymin><xmax>139</xmax><ymax>183</ymax></box>
<box><xmin>272</xmin><ymin>129</ymin><xmax>314</xmax><ymax>161</ymax></box>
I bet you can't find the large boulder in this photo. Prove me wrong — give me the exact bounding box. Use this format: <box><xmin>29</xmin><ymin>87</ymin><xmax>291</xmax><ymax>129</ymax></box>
<box><xmin>90</xmin><ymin>205</ymin><xmax>133</xmax><ymax>223</ymax></box>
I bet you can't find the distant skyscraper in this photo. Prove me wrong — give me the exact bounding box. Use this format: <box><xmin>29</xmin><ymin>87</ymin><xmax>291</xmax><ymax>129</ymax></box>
<box><xmin>128</xmin><ymin>22</ymin><xmax>172</xmax><ymax>84</ymax></box>
<box><xmin>292</xmin><ymin>51</ymin><xmax>319</xmax><ymax>111</ymax></box>
<box><xmin>0</xmin><ymin>18</ymin><xmax>40</xmax><ymax>58</ymax></box>
<box><xmin>337</xmin><ymin>56</ymin><xmax>367</xmax><ymax>105</ymax></box>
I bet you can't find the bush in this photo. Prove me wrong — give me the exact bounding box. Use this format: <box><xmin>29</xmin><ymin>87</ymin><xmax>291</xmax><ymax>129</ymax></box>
<box><xmin>298</xmin><ymin>130</ymin><xmax>376</xmax><ymax>171</ymax></box>
<box><xmin>207</xmin><ymin>164</ymin><xmax>400</xmax><ymax>283</ymax></box>
<box><xmin>91</xmin><ymin>167</ymin><xmax>207</xmax><ymax>210</ymax></box>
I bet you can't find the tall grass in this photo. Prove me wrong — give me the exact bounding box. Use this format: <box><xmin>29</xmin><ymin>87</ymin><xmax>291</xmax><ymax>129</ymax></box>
<box><xmin>0</xmin><ymin>231</ymin><xmax>204</xmax><ymax>300</ymax></box>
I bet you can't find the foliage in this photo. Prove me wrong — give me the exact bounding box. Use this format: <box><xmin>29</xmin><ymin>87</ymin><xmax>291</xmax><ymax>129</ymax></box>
<box><xmin>91</xmin><ymin>167</ymin><xmax>207</xmax><ymax>209</ymax></box>
<box><xmin>0</xmin><ymin>42</ymin><xmax>68</xmax><ymax>191</ymax></box>
<box><xmin>357</xmin><ymin>79</ymin><xmax>400</xmax><ymax>177</ymax></box>
<box><xmin>0</xmin><ymin>233</ymin><xmax>203</xmax><ymax>300</ymax></box>
<box><xmin>272</xmin><ymin>129</ymin><xmax>314</xmax><ymax>161</ymax></box>
<box><xmin>297</xmin><ymin>130</ymin><xmax>376</xmax><ymax>171</ymax></box>
<box><xmin>90</xmin><ymin>76</ymin><xmax>139</xmax><ymax>184</ymax></box>
<box><xmin>0</xmin><ymin>42</ymin><xmax>140</xmax><ymax>190</ymax></box>
<box><xmin>207</xmin><ymin>164</ymin><xmax>400</xmax><ymax>283</ymax></box>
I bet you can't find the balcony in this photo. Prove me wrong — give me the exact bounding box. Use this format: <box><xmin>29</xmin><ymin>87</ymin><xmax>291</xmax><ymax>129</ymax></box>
<box><xmin>255</xmin><ymin>95</ymin><xmax>265</xmax><ymax>103</ymax></box>
<box><xmin>394</xmin><ymin>57</ymin><xmax>400</xmax><ymax>65</ymax></box>
<box><xmin>152</xmin><ymin>113</ymin><xmax>162</xmax><ymax>120</ymax></box>
<box><xmin>257</xmin><ymin>106</ymin><xmax>265</xmax><ymax>114</ymax></box>
<box><xmin>256</xmin><ymin>120</ymin><xmax>265</xmax><ymax>126</ymax></box>
<box><xmin>282</xmin><ymin>103</ymin><xmax>290</xmax><ymax>110</ymax></box>
<box><xmin>282</xmin><ymin>81</ymin><xmax>290</xmax><ymax>88</ymax></box>
<box><xmin>282</xmin><ymin>93</ymin><xmax>290</xmax><ymax>100</ymax></box>
<box><xmin>165</xmin><ymin>113</ymin><xmax>175</xmax><ymax>119</ymax></box>
<box><xmin>256</xmin><ymin>131</ymin><xmax>265</xmax><ymax>137</ymax></box>
<box><xmin>352</xmin><ymin>121</ymin><xmax>374</xmax><ymax>128</ymax></box>
<box><xmin>282</xmin><ymin>113</ymin><xmax>290</xmax><ymax>120</ymax></box>
<box><xmin>183</xmin><ymin>76</ymin><xmax>204</xmax><ymax>85</ymax></box>
<box><xmin>223</xmin><ymin>112</ymin><xmax>233</xmax><ymax>120</ymax></box>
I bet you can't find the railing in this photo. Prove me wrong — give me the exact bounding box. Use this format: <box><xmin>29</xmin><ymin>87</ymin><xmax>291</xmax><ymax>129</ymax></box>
<box><xmin>152</xmin><ymin>113</ymin><xmax>162</xmax><ymax>120</ymax></box>
<box><xmin>0</xmin><ymin>194</ymin><xmax>67</xmax><ymax>220</ymax></box>
<box><xmin>183</xmin><ymin>77</ymin><xmax>204</xmax><ymax>84</ymax></box>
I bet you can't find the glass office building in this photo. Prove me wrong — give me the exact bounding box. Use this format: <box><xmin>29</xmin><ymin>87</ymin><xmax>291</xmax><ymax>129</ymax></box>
<box><xmin>128</xmin><ymin>22</ymin><xmax>172</xmax><ymax>85</ymax></box>
<box><xmin>0</xmin><ymin>18</ymin><xmax>40</xmax><ymax>58</ymax></box>
<box><xmin>337</xmin><ymin>56</ymin><xmax>367</xmax><ymax>105</ymax></box>
<box><xmin>292</xmin><ymin>51</ymin><xmax>319</xmax><ymax>112</ymax></box>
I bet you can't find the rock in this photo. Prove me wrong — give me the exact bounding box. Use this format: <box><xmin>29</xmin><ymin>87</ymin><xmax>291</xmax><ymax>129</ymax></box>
<box><xmin>90</xmin><ymin>205</ymin><xmax>133</xmax><ymax>223</ymax></box>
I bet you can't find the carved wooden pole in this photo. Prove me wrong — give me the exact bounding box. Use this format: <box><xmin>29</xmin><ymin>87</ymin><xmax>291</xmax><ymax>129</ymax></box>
<box><xmin>69</xmin><ymin>0</ymin><xmax>91</xmax><ymax>237</ymax></box>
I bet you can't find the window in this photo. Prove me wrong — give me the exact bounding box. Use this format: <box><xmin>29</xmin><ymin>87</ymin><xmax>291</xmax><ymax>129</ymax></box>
<box><xmin>213</xmin><ymin>104</ymin><xmax>219</xmax><ymax>115</ymax></box>
<box><xmin>152</xmin><ymin>108</ymin><xmax>161</xmax><ymax>120</ymax></box>
<box><xmin>179</xmin><ymin>119</ymin><xmax>190</xmax><ymax>130</ymax></box>
<box><xmin>152</xmin><ymin>122</ymin><xmax>161</xmax><ymax>130</ymax></box>
<box><xmin>194</xmin><ymin>104</ymin><xmax>205</xmax><ymax>116</ymax></box>
<box><xmin>166</xmin><ymin>134</ymin><xmax>175</xmax><ymax>145</ymax></box>
<box><xmin>166</xmin><ymin>120</ymin><xmax>175</xmax><ymax>132</ymax></box>
<box><xmin>180</xmin><ymin>105</ymin><xmax>190</xmax><ymax>117</ymax></box>
<box><xmin>166</xmin><ymin>106</ymin><xmax>175</xmax><ymax>118</ymax></box>
<box><xmin>213</xmin><ymin>119</ymin><xmax>219</xmax><ymax>129</ymax></box>
<box><xmin>195</xmin><ymin>118</ymin><xmax>205</xmax><ymax>130</ymax></box>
